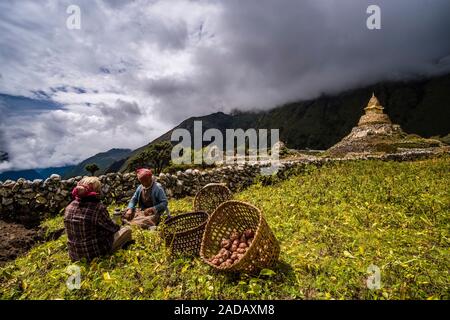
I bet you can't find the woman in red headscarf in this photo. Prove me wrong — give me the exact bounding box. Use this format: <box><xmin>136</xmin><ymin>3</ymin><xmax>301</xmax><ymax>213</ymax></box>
<box><xmin>64</xmin><ymin>177</ymin><xmax>132</xmax><ymax>261</ymax></box>
<box><xmin>123</xmin><ymin>168</ymin><xmax>170</xmax><ymax>228</ymax></box>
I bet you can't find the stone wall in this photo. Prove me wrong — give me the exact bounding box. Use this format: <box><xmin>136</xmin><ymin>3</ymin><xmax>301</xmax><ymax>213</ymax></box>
<box><xmin>0</xmin><ymin>149</ymin><xmax>446</xmax><ymax>221</ymax></box>
<box><xmin>0</xmin><ymin>162</ymin><xmax>303</xmax><ymax>221</ymax></box>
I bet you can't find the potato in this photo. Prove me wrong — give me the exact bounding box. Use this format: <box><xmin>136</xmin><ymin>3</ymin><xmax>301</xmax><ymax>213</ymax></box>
<box><xmin>239</xmin><ymin>242</ymin><xmax>248</xmax><ymax>249</ymax></box>
<box><xmin>221</xmin><ymin>239</ymin><xmax>231</xmax><ymax>249</ymax></box>
<box><xmin>244</xmin><ymin>229</ymin><xmax>254</xmax><ymax>238</ymax></box>
<box><xmin>212</xmin><ymin>229</ymin><xmax>256</xmax><ymax>268</ymax></box>
<box><xmin>230</xmin><ymin>231</ymin><xmax>240</xmax><ymax>241</ymax></box>
<box><xmin>222</xmin><ymin>250</ymin><xmax>231</xmax><ymax>259</ymax></box>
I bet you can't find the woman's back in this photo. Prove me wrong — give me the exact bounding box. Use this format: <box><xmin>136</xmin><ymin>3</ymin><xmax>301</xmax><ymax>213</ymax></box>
<box><xmin>64</xmin><ymin>197</ymin><xmax>117</xmax><ymax>261</ymax></box>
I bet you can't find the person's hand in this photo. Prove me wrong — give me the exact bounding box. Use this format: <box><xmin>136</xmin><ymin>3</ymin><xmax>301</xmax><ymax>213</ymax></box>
<box><xmin>144</xmin><ymin>207</ymin><xmax>156</xmax><ymax>216</ymax></box>
<box><xmin>124</xmin><ymin>209</ymin><xmax>134</xmax><ymax>220</ymax></box>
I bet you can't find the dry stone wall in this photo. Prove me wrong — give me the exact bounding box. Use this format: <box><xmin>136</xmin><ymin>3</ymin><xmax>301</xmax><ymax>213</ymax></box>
<box><xmin>0</xmin><ymin>149</ymin><xmax>446</xmax><ymax>221</ymax></box>
<box><xmin>0</xmin><ymin>162</ymin><xmax>300</xmax><ymax>220</ymax></box>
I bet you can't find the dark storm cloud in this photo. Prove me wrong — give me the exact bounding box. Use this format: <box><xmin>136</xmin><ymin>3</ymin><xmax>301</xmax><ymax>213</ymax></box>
<box><xmin>0</xmin><ymin>102</ymin><xmax>7</xmax><ymax>153</ymax></box>
<box><xmin>148</xmin><ymin>0</ymin><xmax>450</xmax><ymax>122</ymax></box>
<box><xmin>151</xmin><ymin>19</ymin><xmax>189</xmax><ymax>51</ymax></box>
<box><xmin>0</xmin><ymin>126</ymin><xmax>4</xmax><ymax>149</ymax></box>
<box><xmin>147</xmin><ymin>77</ymin><xmax>196</xmax><ymax>97</ymax></box>
<box><xmin>100</xmin><ymin>0</ymin><xmax>190</xmax><ymax>51</ymax></box>
<box><xmin>99</xmin><ymin>99</ymin><xmax>142</xmax><ymax>120</ymax></box>
<box><xmin>102</xmin><ymin>0</ymin><xmax>135</xmax><ymax>8</ymax></box>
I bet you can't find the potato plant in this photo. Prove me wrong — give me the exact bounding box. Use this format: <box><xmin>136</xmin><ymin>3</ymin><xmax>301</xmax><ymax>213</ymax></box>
<box><xmin>1</xmin><ymin>156</ymin><xmax>449</xmax><ymax>300</ymax></box>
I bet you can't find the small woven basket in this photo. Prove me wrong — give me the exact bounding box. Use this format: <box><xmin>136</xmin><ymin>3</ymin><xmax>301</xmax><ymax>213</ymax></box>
<box><xmin>200</xmin><ymin>200</ymin><xmax>280</xmax><ymax>273</ymax></box>
<box><xmin>193</xmin><ymin>183</ymin><xmax>232</xmax><ymax>215</ymax></box>
<box><xmin>162</xmin><ymin>211</ymin><xmax>209</xmax><ymax>257</ymax></box>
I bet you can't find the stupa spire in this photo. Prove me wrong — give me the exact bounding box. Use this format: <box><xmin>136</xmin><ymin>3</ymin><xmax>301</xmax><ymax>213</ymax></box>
<box><xmin>365</xmin><ymin>92</ymin><xmax>384</xmax><ymax>112</ymax></box>
<box><xmin>358</xmin><ymin>93</ymin><xmax>391</xmax><ymax>126</ymax></box>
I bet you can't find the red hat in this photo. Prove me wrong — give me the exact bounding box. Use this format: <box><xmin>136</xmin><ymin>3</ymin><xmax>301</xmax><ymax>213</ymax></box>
<box><xmin>71</xmin><ymin>184</ymin><xmax>98</xmax><ymax>200</ymax></box>
<box><xmin>136</xmin><ymin>168</ymin><xmax>153</xmax><ymax>180</ymax></box>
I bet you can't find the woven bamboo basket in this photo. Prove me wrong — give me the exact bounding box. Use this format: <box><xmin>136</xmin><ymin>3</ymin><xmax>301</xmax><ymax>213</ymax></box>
<box><xmin>193</xmin><ymin>183</ymin><xmax>232</xmax><ymax>215</ymax></box>
<box><xmin>162</xmin><ymin>211</ymin><xmax>209</xmax><ymax>257</ymax></box>
<box><xmin>200</xmin><ymin>200</ymin><xmax>280</xmax><ymax>273</ymax></box>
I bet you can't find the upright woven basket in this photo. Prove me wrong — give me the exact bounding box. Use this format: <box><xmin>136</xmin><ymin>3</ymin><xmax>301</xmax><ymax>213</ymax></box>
<box><xmin>200</xmin><ymin>201</ymin><xmax>280</xmax><ymax>273</ymax></box>
<box><xmin>162</xmin><ymin>211</ymin><xmax>209</xmax><ymax>257</ymax></box>
<box><xmin>193</xmin><ymin>183</ymin><xmax>232</xmax><ymax>215</ymax></box>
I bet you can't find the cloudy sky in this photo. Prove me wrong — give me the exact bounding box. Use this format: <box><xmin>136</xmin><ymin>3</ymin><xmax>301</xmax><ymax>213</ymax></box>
<box><xmin>1</xmin><ymin>0</ymin><xmax>449</xmax><ymax>172</ymax></box>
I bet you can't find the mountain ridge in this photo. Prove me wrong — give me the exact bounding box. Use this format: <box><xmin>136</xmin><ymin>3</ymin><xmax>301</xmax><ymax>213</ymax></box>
<box><xmin>0</xmin><ymin>166</ymin><xmax>75</xmax><ymax>182</ymax></box>
<box><xmin>63</xmin><ymin>148</ymin><xmax>132</xmax><ymax>178</ymax></box>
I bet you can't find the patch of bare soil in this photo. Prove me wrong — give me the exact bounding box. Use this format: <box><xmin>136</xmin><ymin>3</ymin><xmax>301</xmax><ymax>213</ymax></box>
<box><xmin>0</xmin><ymin>220</ymin><xmax>64</xmax><ymax>265</ymax></box>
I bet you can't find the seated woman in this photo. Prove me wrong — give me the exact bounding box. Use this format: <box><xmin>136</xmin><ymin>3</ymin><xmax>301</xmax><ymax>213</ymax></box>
<box><xmin>64</xmin><ymin>177</ymin><xmax>132</xmax><ymax>262</ymax></box>
<box><xmin>124</xmin><ymin>168</ymin><xmax>170</xmax><ymax>228</ymax></box>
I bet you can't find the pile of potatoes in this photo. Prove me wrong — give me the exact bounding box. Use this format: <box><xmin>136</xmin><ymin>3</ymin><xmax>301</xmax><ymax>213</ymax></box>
<box><xmin>208</xmin><ymin>229</ymin><xmax>255</xmax><ymax>268</ymax></box>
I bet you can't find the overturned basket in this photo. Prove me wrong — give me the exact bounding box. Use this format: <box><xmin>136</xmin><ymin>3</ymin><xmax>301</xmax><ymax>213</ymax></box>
<box><xmin>200</xmin><ymin>200</ymin><xmax>280</xmax><ymax>273</ymax></box>
<box><xmin>193</xmin><ymin>183</ymin><xmax>232</xmax><ymax>215</ymax></box>
<box><xmin>162</xmin><ymin>211</ymin><xmax>209</xmax><ymax>257</ymax></box>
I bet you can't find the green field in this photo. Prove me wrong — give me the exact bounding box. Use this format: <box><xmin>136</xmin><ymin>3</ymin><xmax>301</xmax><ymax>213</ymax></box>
<box><xmin>1</xmin><ymin>157</ymin><xmax>449</xmax><ymax>300</ymax></box>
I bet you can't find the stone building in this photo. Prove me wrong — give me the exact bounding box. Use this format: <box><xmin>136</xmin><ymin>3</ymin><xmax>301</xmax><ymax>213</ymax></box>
<box><xmin>326</xmin><ymin>93</ymin><xmax>443</xmax><ymax>156</ymax></box>
<box><xmin>357</xmin><ymin>93</ymin><xmax>392</xmax><ymax>126</ymax></box>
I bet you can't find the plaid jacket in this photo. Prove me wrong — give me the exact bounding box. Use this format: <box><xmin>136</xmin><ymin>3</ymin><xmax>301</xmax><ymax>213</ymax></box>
<box><xmin>64</xmin><ymin>197</ymin><xmax>119</xmax><ymax>261</ymax></box>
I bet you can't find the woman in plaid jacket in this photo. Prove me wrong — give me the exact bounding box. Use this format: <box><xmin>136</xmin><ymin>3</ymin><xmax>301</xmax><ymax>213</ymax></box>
<box><xmin>64</xmin><ymin>177</ymin><xmax>132</xmax><ymax>261</ymax></box>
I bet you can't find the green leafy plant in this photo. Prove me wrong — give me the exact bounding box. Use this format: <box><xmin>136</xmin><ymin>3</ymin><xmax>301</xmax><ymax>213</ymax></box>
<box><xmin>127</xmin><ymin>141</ymin><xmax>172</xmax><ymax>174</ymax></box>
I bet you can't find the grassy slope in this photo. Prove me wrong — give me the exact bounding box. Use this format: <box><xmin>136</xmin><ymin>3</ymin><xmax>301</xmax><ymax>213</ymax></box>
<box><xmin>1</xmin><ymin>157</ymin><xmax>449</xmax><ymax>300</ymax></box>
